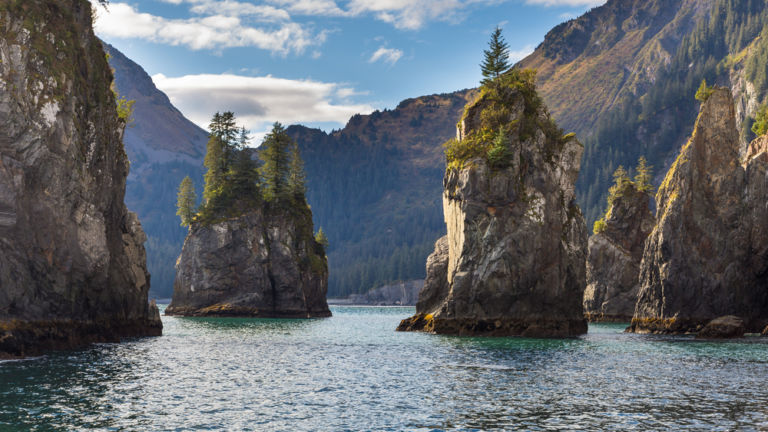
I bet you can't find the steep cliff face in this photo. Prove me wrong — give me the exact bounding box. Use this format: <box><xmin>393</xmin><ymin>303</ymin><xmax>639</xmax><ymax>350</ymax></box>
<box><xmin>584</xmin><ymin>184</ymin><xmax>654</xmax><ymax>322</ymax></box>
<box><xmin>398</xmin><ymin>74</ymin><xmax>588</xmax><ymax>337</ymax></box>
<box><xmin>166</xmin><ymin>206</ymin><xmax>330</xmax><ymax>317</ymax></box>
<box><xmin>630</xmin><ymin>88</ymin><xmax>768</xmax><ymax>334</ymax></box>
<box><xmin>0</xmin><ymin>0</ymin><xmax>161</xmax><ymax>357</ymax></box>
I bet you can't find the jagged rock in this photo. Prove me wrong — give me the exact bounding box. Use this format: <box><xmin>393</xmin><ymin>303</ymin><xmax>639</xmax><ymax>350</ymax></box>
<box><xmin>584</xmin><ymin>184</ymin><xmax>653</xmax><ymax>322</ymax></box>
<box><xmin>398</xmin><ymin>74</ymin><xmax>588</xmax><ymax>337</ymax></box>
<box><xmin>630</xmin><ymin>88</ymin><xmax>768</xmax><ymax>334</ymax></box>
<box><xmin>166</xmin><ymin>206</ymin><xmax>330</xmax><ymax>318</ymax></box>
<box><xmin>0</xmin><ymin>1</ymin><xmax>161</xmax><ymax>358</ymax></box>
<box><xmin>696</xmin><ymin>316</ymin><xmax>745</xmax><ymax>339</ymax></box>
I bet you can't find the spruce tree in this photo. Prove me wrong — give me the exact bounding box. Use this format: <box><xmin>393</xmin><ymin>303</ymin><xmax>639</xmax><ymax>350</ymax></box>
<box><xmin>480</xmin><ymin>27</ymin><xmax>511</xmax><ymax>85</ymax></box>
<box><xmin>315</xmin><ymin>227</ymin><xmax>329</xmax><ymax>250</ymax></box>
<box><xmin>752</xmin><ymin>104</ymin><xmax>768</xmax><ymax>137</ymax></box>
<box><xmin>202</xmin><ymin>134</ymin><xmax>225</xmax><ymax>204</ymax></box>
<box><xmin>288</xmin><ymin>141</ymin><xmax>307</xmax><ymax>200</ymax></box>
<box><xmin>259</xmin><ymin>122</ymin><xmax>293</xmax><ymax>202</ymax></box>
<box><xmin>176</xmin><ymin>176</ymin><xmax>196</xmax><ymax>227</ymax></box>
<box><xmin>634</xmin><ymin>156</ymin><xmax>653</xmax><ymax>193</ymax></box>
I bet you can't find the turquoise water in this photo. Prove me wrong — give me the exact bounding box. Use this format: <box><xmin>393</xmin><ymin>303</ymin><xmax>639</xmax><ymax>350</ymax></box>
<box><xmin>1</xmin><ymin>306</ymin><xmax>768</xmax><ymax>431</ymax></box>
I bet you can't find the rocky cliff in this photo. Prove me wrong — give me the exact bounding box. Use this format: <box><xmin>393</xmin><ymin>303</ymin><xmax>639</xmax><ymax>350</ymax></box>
<box><xmin>166</xmin><ymin>205</ymin><xmax>330</xmax><ymax>318</ymax></box>
<box><xmin>0</xmin><ymin>0</ymin><xmax>161</xmax><ymax>358</ymax></box>
<box><xmin>398</xmin><ymin>72</ymin><xmax>588</xmax><ymax>337</ymax></box>
<box><xmin>584</xmin><ymin>184</ymin><xmax>654</xmax><ymax>322</ymax></box>
<box><xmin>630</xmin><ymin>88</ymin><xmax>768</xmax><ymax>334</ymax></box>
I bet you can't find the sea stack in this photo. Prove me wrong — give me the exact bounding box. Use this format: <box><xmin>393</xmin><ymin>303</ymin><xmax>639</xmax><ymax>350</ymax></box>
<box><xmin>166</xmin><ymin>123</ymin><xmax>330</xmax><ymax>318</ymax></box>
<box><xmin>397</xmin><ymin>70</ymin><xmax>588</xmax><ymax>337</ymax></box>
<box><xmin>630</xmin><ymin>87</ymin><xmax>768</xmax><ymax>335</ymax></box>
<box><xmin>0</xmin><ymin>0</ymin><xmax>161</xmax><ymax>358</ymax></box>
<box><xmin>584</xmin><ymin>179</ymin><xmax>654</xmax><ymax>322</ymax></box>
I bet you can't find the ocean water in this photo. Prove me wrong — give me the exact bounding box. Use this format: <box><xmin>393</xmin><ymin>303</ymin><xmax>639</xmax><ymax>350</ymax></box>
<box><xmin>1</xmin><ymin>306</ymin><xmax>767</xmax><ymax>431</ymax></box>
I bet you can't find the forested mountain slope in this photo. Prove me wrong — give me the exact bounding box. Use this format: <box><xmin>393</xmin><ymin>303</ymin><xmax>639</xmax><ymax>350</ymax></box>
<box><xmin>520</xmin><ymin>0</ymin><xmax>768</xmax><ymax>222</ymax></box>
<box><xmin>105</xmin><ymin>44</ymin><xmax>206</xmax><ymax>298</ymax></box>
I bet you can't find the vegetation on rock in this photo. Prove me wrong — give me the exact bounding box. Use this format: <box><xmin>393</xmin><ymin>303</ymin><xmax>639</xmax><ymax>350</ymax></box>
<box><xmin>176</xmin><ymin>114</ymin><xmax>311</xmax><ymax>228</ymax></box>
<box><xmin>592</xmin><ymin>157</ymin><xmax>653</xmax><ymax>235</ymax></box>
<box><xmin>480</xmin><ymin>27</ymin><xmax>511</xmax><ymax>85</ymax></box>
<box><xmin>751</xmin><ymin>104</ymin><xmax>768</xmax><ymax>136</ymax></box>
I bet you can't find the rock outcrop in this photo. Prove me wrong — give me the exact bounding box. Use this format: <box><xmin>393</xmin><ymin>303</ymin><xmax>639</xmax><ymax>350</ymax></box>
<box><xmin>584</xmin><ymin>184</ymin><xmax>653</xmax><ymax>322</ymax></box>
<box><xmin>166</xmin><ymin>206</ymin><xmax>330</xmax><ymax>317</ymax></box>
<box><xmin>398</xmin><ymin>72</ymin><xmax>588</xmax><ymax>337</ymax></box>
<box><xmin>629</xmin><ymin>88</ymin><xmax>768</xmax><ymax>334</ymax></box>
<box><xmin>0</xmin><ymin>1</ymin><xmax>161</xmax><ymax>358</ymax></box>
<box><xmin>696</xmin><ymin>316</ymin><xmax>745</xmax><ymax>339</ymax></box>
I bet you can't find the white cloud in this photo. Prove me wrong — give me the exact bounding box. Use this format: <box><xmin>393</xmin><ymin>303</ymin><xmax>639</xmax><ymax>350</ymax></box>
<box><xmin>93</xmin><ymin>2</ymin><xmax>324</xmax><ymax>54</ymax></box>
<box><xmin>525</xmin><ymin>0</ymin><xmax>605</xmax><ymax>6</ymax></box>
<box><xmin>509</xmin><ymin>44</ymin><xmax>534</xmax><ymax>62</ymax></box>
<box><xmin>152</xmin><ymin>73</ymin><xmax>374</xmax><ymax>142</ymax></box>
<box><xmin>369</xmin><ymin>47</ymin><xmax>403</xmax><ymax>65</ymax></box>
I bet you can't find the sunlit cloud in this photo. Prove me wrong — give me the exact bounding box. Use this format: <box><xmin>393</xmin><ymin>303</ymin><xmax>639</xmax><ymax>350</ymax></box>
<box><xmin>369</xmin><ymin>47</ymin><xmax>403</xmax><ymax>65</ymax></box>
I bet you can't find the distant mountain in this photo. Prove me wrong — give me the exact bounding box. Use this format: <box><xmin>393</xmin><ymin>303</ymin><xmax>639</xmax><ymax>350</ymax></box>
<box><xmin>288</xmin><ymin>91</ymin><xmax>476</xmax><ymax>297</ymax></box>
<box><xmin>520</xmin><ymin>0</ymin><xmax>768</xmax><ymax>223</ymax></box>
<box><xmin>104</xmin><ymin>43</ymin><xmax>206</xmax><ymax>298</ymax></box>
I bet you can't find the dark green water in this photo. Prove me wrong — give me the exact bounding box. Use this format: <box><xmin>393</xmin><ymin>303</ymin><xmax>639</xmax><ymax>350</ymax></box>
<box><xmin>1</xmin><ymin>306</ymin><xmax>768</xmax><ymax>431</ymax></box>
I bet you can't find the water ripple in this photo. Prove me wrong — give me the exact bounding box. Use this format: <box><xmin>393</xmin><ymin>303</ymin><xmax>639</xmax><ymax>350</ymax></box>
<box><xmin>1</xmin><ymin>307</ymin><xmax>768</xmax><ymax>430</ymax></box>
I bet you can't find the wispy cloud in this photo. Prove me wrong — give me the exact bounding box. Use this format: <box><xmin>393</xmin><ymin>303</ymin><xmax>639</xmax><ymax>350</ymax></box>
<box><xmin>93</xmin><ymin>2</ymin><xmax>324</xmax><ymax>54</ymax></box>
<box><xmin>369</xmin><ymin>47</ymin><xmax>403</xmax><ymax>65</ymax></box>
<box><xmin>152</xmin><ymin>73</ymin><xmax>374</xmax><ymax>140</ymax></box>
<box><xmin>509</xmin><ymin>44</ymin><xmax>535</xmax><ymax>62</ymax></box>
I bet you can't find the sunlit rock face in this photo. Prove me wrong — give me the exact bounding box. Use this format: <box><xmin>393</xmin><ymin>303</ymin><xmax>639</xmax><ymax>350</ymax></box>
<box><xmin>398</xmin><ymin>75</ymin><xmax>588</xmax><ymax>337</ymax></box>
<box><xmin>0</xmin><ymin>0</ymin><xmax>161</xmax><ymax>358</ymax></box>
<box><xmin>630</xmin><ymin>88</ymin><xmax>768</xmax><ymax>335</ymax></box>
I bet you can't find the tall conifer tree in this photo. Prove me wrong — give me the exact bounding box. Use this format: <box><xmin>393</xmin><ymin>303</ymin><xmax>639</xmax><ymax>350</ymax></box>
<box><xmin>480</xmin><ymin>27</ymin><xmax>511</xmax><ymax>85</ymax></box>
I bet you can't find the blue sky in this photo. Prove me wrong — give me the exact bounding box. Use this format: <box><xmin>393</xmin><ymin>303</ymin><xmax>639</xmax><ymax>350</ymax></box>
<box><xmin>93</xmin><ymin>0</ymin><xmax>605</xmax><ymax>141</ymax></box>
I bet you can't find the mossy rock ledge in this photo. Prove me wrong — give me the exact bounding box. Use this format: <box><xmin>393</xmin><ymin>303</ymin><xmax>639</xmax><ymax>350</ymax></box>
<box><xmin>398</xmin><ymin>73</ymin><xmax>588</xmax><ymax>337</ymax></box>
<box><xmin>0</xmin><ymin>0</ymin><xmax>161</xmax><ymax>358</ymax></box>
<box><xmin>629</xmin><ymin>88</ymin><xmax>768</xmax><ymax>335</ymax></box>
<box><xmin>166</xmin><ymin>205</ymin><xmax>330</xmax><ymax>318</ymax></box>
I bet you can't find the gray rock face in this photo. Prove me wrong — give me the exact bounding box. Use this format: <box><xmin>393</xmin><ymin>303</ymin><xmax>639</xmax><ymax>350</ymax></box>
<box><xmin>398</xmin><ymin>79</ymin><xmax>588</xmax><ymax>337</ymax></box>
<box><xmin>166</xmin><ymin>207</ymin><xmax>330</xmax><ymax>317</ymax></box>
<box><xmin>584</xmin><ymin>185</ymin><xmax>653</xmax><ymax>322</ymax></box>
<box><xmin>696</xmin><ymin>316</ymin><xmax>745</xmax><ymax>339</ymax></box>
<box><xmin>630</xmin><ymin>88</ymin><xmax>768</xmax><ymax>334</ymax></box>
<box><xmin>0</xmin><ymin>1</ymin><xmax>161</xmax><ymax>358</ymax></box>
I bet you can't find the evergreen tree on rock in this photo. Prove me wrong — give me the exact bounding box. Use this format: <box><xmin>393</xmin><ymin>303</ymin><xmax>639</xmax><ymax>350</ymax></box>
<box><xmin>480</xmin><ymin>27</ymin><xmax>511</xmax><ymax>85</ymax></box>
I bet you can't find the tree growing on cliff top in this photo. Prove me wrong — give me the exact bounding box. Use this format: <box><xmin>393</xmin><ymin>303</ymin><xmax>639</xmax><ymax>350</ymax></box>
<box><xmin>480</xmin><ymin>27</ymin><xmax>511</xmax><ymax>85</ymax></box>
<box><xmin>176</xmin><ymin>176</ymin><xmax>196</xmax><ymax>227</ymax></box>
<box><xmin>695</xmin><ymin>79</ymin><xmax>714</xmax><ymax>102</ymax></box>
<box><xmin>259</xmin><ymin>122</ymin><xmax>294</xmax><ymax>202</ymax></box>
<box><xmin>634</xmin><ymin>156</ymin><xmax>653</xmax><ymax>193</ymax></box>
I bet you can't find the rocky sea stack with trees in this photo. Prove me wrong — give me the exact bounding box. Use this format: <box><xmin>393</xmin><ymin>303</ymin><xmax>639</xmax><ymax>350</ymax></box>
<box><xmin>398</xmin><ymin>30</ymin><xmax>588</xmax><ymax>337</ymax></box>
<box><xmin>630</xmin><ymin>87</ymin><xmax>768</xmax><ymax>335</ymax></box>
<box><xmin>0</xmin><ymin>0</ymin><xmax>161</xmax><ymax>358</ymax></box>
<box><xmin>166</xmin><ymin>116</ymin><xmax>330</xmax><ymax>318</ymax></box>
<box><xmin>583</xmin><ymin>159</ymin><xmax>654</xmax><ymax>322</ymax></box>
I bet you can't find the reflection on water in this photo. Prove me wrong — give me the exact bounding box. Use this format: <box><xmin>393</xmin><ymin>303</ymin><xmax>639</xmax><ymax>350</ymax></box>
<box><xmin>1</xmin><ymin>306</ymin><xmax>767</xmax><ymax>430</ymax></box>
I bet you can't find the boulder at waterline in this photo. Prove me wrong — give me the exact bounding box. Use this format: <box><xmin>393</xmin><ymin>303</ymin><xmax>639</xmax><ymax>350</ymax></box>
<box><xmin>696</xmin><ymin>316</ymin><xmax>746</xmax><ymax>339</ymax></box>
<box><xmin>397</xmin><ymin>70</ymin><xmax>588</xmax><ymax>337</ymax></box>
<box><xmin>0</xmin><ymin>0</ymin><xmax>161</xmax><ymax>358</ymax></box>
<box><xmin>584</xmin><ymin>180</ymin><xmax>654</xmax><ymax>322</ymax></box>
<box><xmin>629</xmin><ymin>88</ymin><xmax>768</xmax><ymax>335</ymax></box>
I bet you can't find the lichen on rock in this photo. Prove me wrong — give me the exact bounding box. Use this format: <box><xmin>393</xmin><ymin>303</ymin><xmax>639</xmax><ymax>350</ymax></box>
<box><xmin>398</xmin><ymin>70</ymin><xmax>588</xmax><ymax>337</ymax></box>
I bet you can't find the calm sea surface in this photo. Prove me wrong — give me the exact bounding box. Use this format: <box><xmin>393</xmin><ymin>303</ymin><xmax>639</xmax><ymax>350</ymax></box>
<box><xmin>1</xmin><ymin>305</ymin><xmax>767</xmax><ymax>431</ymax></box>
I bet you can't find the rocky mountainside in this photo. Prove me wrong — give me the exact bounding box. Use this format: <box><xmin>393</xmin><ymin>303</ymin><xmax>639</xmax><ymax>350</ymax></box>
<box><xmin>104</xmin><ymin>44</ymin><xmax>206</xmax><ymax>298</ymax></box>
<box><xmin>166</xmin><ymin>206</ymin><xmax>330</xmax><ymax>317</ymax></box>
<box><xmin>0</xmin><ymin>0</ymin><xmax>161</xmax><ymax>357</ymax></box>
<box><xmin>398</xmin><ymin>72</ymin><xmax>588</xmax><ymax>337</ymax></box>
<box><xmin>630</xmin><ymin>88</ymin><xmax>768</xmax><ymax>335</ymax></box>
<box><xmin>584</xmin><ymin>182</ymin><xmax>653</xmax><ymax>322</ymax></box>
<box><xmin>288</xmin><ymin>90</ymin><xmax>475</xmax><ymax>297</ymax></box>
<box><xmin>521</xmin><ymin>0</ymin><xmax>768</xmax><ymax>224</ymax></box>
